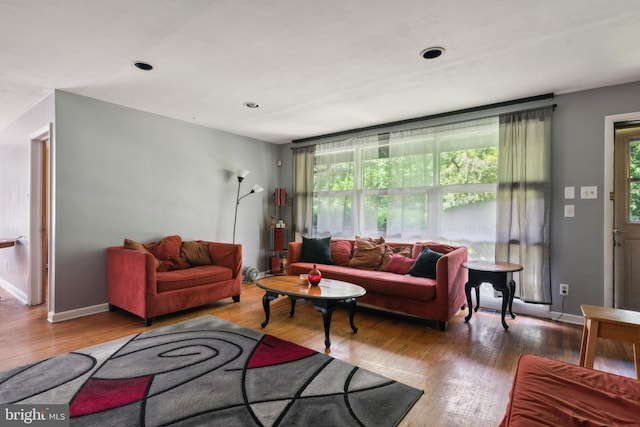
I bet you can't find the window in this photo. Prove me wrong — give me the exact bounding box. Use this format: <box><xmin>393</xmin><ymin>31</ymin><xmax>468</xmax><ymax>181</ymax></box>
<box><xmin>313</xmin><ymin>117</ymin><xmax>498</xmax><ymax>259</ymax></box>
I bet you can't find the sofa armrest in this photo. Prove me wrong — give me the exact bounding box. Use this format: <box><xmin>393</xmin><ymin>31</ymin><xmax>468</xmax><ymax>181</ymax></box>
<box><xmin>287</xmin><ymin>241</ymin><xmax>303</xmax><ymax>265</ymax></box>
<box><xmin>107</xmin><ymin>246</ymin><xmax>158</xmax><ymax>306</ymax></box>
<box><xmin>207</xmin><ymin>242</ymin><xmax>242</xmax><ymax>278</ymax></box>
<box><xmin>435</xmin><ymin>246</ymin><xmax>468</xmax><ymax>307</ymax></box>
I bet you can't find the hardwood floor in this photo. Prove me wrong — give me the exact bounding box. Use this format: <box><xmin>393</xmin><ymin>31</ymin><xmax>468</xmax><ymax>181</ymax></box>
<box><xmin>0</xmin><ymin>283</ymin><xmax>636</xmax><ymax>426</ymax></box>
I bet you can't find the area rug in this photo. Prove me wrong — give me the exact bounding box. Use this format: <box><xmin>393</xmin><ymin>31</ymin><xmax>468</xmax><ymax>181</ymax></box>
<box><xmin>0</xmin><ymin>315</ymin><xmax>422</xmax><ymax>426</ymax></box>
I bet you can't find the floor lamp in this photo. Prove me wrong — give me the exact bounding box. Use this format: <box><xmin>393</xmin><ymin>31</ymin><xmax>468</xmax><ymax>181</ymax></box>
<box><xmin>233</xmin><ymin>170</ymin><xmax>263</xmax><ymax>244</ymax></box>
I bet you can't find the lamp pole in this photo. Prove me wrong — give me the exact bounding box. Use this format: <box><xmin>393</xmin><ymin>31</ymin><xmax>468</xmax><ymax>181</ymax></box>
<box><xmin>232</xmin><ymin>171</ymin><xmax>263</xmax><ymax>244</ymax></box>
<box><xmin>232</xmin><ymin>175</ymin><xmax>244</xmax><ymax>244</ymax></box>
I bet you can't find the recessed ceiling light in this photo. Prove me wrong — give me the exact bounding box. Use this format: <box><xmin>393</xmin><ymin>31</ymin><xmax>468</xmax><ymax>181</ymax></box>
<box><xmin>132</xmin><ymin>61</ymin><xmax>154</xmax><ymax>71</ymax></box>
<box><xmin>244</xmin><ymin>102</ymin><xmax>259</xmax><ymax>109</ymax></box>
<box><xmin>420</xmin><ymin>47</ymin><xmax>445</xmax><ymax>60</ymax></box>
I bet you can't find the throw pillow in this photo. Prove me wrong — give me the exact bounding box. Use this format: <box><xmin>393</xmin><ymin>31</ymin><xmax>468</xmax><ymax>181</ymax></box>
<box><xmin>147</xmin><ymin>235</ymin><xmax>183</xmax><ymax>261</ymax></box>
<box><xmin>384</xmin><ymin>254</ymin><xmax>415</xmax><ymax>275</ymax></box>
<box><xmin>301</xmin><ymin>236</ymin><xmax>333</xmax><ymax>264</ymax></box>
<box><xmin>330</xmin><ymin>240</ymin><xmax>353</xmax><ymax>266</ymax></box>
<box><xmin>380</xmin><ymin>245</ymin><xmax>412</xmax><ymax>270</ymax></box>
<box><xmin>123</xmin><ymin>238</ymin><xmax>161</xmax><ymax>270</ymax></box>
<box><xmin>181</xmin><ymin>241</ymin><xmax>213</xmax><ymax>266</ymax></box>
<box><xmin>408</xmin><ymin>246</ymin><xmax>444</xmax><ymax>279</ymax></box>
<box><xmin>157</xmin><ymin>256</ymin><xmax>192</xmax><ymax>272</ymax></box>
<box><xmin>348</xmin><ymin>236</ymin><xmax>385</xmax><ymax>270</ymax></box>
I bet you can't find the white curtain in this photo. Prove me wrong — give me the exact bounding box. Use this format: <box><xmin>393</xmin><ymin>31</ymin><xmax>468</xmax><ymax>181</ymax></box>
<box><xmin>314</xmin><ymin>135</ymin><xmax>379</xmax><ymax>237</ymax></box>
<box><xmin>388</xmin><ymin>118</ymin><xmax>498</xmax><ymax>249</ymax></box>
<box><xmin>496</xmin><ymin>107</ymin><xmax>552</xmax><ymax>304</ymax></box>
<box><xmin>292</xmin><ymin>145</ymin><xmax>315</xmax><ymax>240</ymax></box>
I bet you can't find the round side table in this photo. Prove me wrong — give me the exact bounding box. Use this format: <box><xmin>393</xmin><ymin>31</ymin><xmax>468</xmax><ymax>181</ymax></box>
<box><xmin>463</xmin><ymin>260</ymin><xmax>523</xmax><ymax>330</ymax></box>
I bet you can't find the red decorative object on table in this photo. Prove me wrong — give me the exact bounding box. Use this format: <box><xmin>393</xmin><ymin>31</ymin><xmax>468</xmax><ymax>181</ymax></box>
<box><xmin>308</xmin><ymin>264</ymin><xmax>322</xmax><ymax>286</ymax></box>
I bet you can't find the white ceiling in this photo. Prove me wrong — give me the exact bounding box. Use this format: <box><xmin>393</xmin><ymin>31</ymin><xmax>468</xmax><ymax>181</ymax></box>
<box><xmin>2</xmin><ymin>1</ymin><xmax>640</xmax><ymax>144</ymax></box>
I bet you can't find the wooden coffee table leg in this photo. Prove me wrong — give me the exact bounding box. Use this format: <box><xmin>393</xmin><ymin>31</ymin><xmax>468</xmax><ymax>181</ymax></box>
<box><xmin>314</xmin><ymin>301</ymin><xmax>336</xmax><ymax>349</ymax></box>
<box><xmin>289</xmin><ymin>297</ymin><xmax>297</xmax><ymax>317</ymax></box>
<box><xmin>261</xmin><ymin>291</ymin><xmax>278</xmax><ymax>328</ymax></box>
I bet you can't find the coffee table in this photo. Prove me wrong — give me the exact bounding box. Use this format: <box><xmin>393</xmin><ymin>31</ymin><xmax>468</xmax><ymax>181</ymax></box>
<box><xmin>256</xmin><ymin>276</ymin><xmax>366</xmax><ymax>349</ymax></box>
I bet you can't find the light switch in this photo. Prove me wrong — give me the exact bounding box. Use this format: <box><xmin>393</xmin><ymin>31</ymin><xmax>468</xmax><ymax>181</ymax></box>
<box><xmin>581</xmin><ymin>186</ymin><xmax>597</xmax><ymax>199</ymax></box>
<box><xmin>564</xmin><ymin>186</ymin><xmax>575</xmax><ymax>199</ymax></box>
<box><xmin>564</xmin><ymin>205</ymin><xmax>575</xmax><ymax>217</ymax></box>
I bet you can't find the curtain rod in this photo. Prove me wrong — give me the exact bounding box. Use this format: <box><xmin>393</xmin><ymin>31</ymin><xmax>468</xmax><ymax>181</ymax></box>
<box><xmin>292</xmin><ymin>93</ymin><xmax>555</xmax><ymax>144</ymax></box>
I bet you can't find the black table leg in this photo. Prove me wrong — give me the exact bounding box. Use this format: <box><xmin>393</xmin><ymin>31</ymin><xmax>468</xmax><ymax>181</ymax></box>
<box><xmin>261</xmin><ymin>292</ymin><xmax>278</xmax><ymax>328</ymax></box>
<box><xmin>508</xmin><ymin>280</ymin><xmax>517</xmax><ymax>319</ymax></box>
<box><xmin>289</xmin><ymin>297</ymin><xmax>297</xmax><ymax>317</ymax></box>
<box><xmin>347</xmin><ymin>298</ymin><xmax>359</xmax><ymax>333</ymax></box>
<box><xmin>498</xmin><ymin>285</ymin><xmax>510</xmax><ymax>330</ymax></box>
<box><xmin>313</xmin><ymin>301</ymin><xmax>337</xmax><ymax>349</ymax></box>
<box><xmin>465</xmin><ymin>281</ymin><xmax>481</xmax><ymax>322</ymax></box>
<box><xmin>464</xmin><ymin>282</ymin><xmax>474</xmax><ymax>322</ymax></box>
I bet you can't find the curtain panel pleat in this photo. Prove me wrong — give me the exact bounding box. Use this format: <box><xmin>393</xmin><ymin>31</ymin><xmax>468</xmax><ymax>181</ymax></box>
<box><xmin>496</xmin><ymin>107</ymin><xmax>552</xmax><ymax>304</ymax></box>
<box><xmin>292</xmin><ymin>145</ymin><xmax>315</xmax><ymax>240</ymax></box>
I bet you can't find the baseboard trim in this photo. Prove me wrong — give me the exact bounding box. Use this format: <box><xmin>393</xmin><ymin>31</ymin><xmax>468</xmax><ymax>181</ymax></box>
<box><xmin>0</xmin><ymin>278</ymin><xmax>28</xmax><ymax>304</ymax></box>
<box><xmin>48</xmin><ymin>303</ymin><xmax>110</xmax><ymax>323</ymax></box>
<box><xmin>547</xmin><ymin>311</ymin><xmax>584</xmax><ymax>326</ymax></box>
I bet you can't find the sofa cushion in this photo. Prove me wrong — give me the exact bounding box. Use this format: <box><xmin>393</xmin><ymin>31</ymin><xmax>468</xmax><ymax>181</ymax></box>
<box><xmin>384</xmin><ymin>254</ymin><xmax>415</xmax><ymax>275</ymax></box>
<box><xmin>331</xmin><ymin>240</ymin><xmax>353</xmax><ymax>266</ymax></box>
<box><xmin>301</xmin><ymin>236</ymin><xmax>333</xmax><ymax>264</ymax></box>
<box><xmin>408</xmin><ymin>247</ymin><xmax>443</xmax><ymax>279</ymax></box>
<box><xmin>348</xmin><ymin>236</ymin><xmax>385</xmax><ymax>270</ymax></box>
<box><xmin>156</xmin><ymin>265</ymin><xmax>233</xmax><ymax>292</ymax></box>
<box><xmin>181</xmin><ymin>241</ymin><xmax>213</xmax><ymax>266</ymax></box>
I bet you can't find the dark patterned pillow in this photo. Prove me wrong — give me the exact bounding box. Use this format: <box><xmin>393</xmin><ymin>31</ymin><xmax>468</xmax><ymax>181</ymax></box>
<box><xmin>408</xmin><ymin>247</ymin><xmax>443</xmax><ymax>279</ymax></box>
<box><xmin>301</xmin><ymin>236</ymin><xmax>333</xmax><ymax>264</ymax></box>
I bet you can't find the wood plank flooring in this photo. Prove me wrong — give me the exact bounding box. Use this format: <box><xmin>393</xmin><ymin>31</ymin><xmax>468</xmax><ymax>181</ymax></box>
<box><xmin>0</xmin><ymin>283</ymin><xmax>636</xmax><ymax>426</ymax></box>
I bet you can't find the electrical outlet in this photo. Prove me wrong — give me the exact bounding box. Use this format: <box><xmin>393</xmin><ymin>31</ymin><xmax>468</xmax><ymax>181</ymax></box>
<box><xmin>559</xmin><ymin>283</ymin><xmax>569</xmax><ymax>296</ymax></box>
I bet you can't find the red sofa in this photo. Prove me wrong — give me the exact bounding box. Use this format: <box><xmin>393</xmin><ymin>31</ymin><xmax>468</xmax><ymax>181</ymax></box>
<box><xmin>500</xmin><ymin>355</ymin><xmax>640</xmax><ymax>426</ymax></box>
<box><xmin>287</xmin><ymin>239</ymin><xmax>468</xmax><ymax>331</ymax></box>
<box><xmin>107</xmin><ymin>237</ymin><xmax>242</xmax><ymax>326</ymax></box>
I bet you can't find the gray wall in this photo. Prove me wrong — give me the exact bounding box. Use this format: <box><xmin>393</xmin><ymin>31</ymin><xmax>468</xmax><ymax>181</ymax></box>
<box><xmin>0</xmin><ymin>91</ymin><xmax>280</xmax><ymax>314</ymax></box>
<box><xmin>0</xmin><ymin>93</ymin><xmax>55</xmax><ymax>299</ymax></box>
<box><xmin>550</xmin><ymin>81</ymin><xmax>640</xmax><ymax>315</ymax></box>
<box><xmin>51</xmin><ymin>91</ymin><xmax>281</xmax><ymax>312</ymax></box>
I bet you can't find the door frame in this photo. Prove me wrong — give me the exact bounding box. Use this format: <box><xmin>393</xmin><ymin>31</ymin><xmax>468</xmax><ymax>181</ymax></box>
<box><xmin>604</xmin><ymin>112</ymin><xmax>640</xmax><ymax>308</ymax></box>
<box><xmin>28</xmin><ymin>124</ymin><xmax>53</xmax><ymax>311</ymax></box>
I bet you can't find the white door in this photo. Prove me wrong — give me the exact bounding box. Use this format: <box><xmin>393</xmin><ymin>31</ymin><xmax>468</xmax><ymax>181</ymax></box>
<box><xmin>613</xmin><ymin>124</ymin><xmax>640</xmax><ymax>311</ymax></box>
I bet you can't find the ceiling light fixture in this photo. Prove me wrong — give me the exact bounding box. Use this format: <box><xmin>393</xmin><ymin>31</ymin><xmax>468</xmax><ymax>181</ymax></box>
<box><xmin>132</xmin><ymin>61</ymin><xmax>154</xmax><ymax>71</ymax></box>
<box><xmin>420</xmin><ymin>47</ymin><xmax>445</xmax><ymax>60</ymax></box>
<box><xmin>244</xmin><ymin>102</ymin><xmax>259</xmax><ymax>109</ymax></box>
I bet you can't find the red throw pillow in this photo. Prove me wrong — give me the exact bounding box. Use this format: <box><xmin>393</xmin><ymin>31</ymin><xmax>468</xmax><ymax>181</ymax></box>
<box><xmin>384</xmin><ymin>254</ymin><xmax>415</xmax><ymax>275</ymax></box>
<box><xmin>331</xmin><ymin>240</ymin><xmax>353</xmax><ymax>266</ymax></box>
<box><xmin>157</xmin><ymin>256</ymin><xmax>191</xmax><ymax>272</ymax></box>
<box><xmin>148</xmin><ymin>235</ymin><xmax>183</xmax><ymax>260</ymax></box>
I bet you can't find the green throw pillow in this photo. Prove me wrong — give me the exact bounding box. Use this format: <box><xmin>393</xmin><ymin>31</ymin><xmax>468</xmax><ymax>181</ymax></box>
<box><xmin>301</xmin><ymin>236</ymin><xmax>333</xmax><ymax>264</ymax></box>
<box><xmin>408</xmin><ymin>246</ymin><xmax>443</xmax><ymax>279</ymax></box>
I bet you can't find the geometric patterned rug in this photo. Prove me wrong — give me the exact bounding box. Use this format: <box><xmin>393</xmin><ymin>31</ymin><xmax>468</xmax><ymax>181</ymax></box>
<box><xmin>0</xmin><ymin>315</ymin><xmax>422</xmax><ymax>426</ymax></box>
